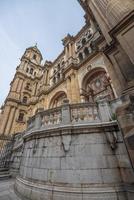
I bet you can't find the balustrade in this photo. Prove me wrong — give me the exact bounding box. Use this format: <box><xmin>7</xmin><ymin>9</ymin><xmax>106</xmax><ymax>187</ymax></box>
<box><xmin>27</xmin><ymin>102</ymin><xmax>102</xmax><ymax>132</ymax></box>
<box><xmin>27</xmin><ymin>99</ymin><xmax>120</xmax><ymax>132</ymax></box>
<box><xmin>41</xmin><ymin>108</ymin><xmax>62</xmax><ymax>127</ymax></box>
<box><xmin>70</xmin><ymin>103</ymin><xmax>99</xmax><ymax>123</ymax></box>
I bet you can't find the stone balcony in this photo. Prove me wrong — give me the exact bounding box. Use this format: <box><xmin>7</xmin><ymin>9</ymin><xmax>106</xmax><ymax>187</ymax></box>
<box><xmin>14</xmin><ymin>98</ymin><xmax>134</xmax><ymax>200</ymax></box>
<box><xmin>26</xmin><ymin>98</ymin><xmax>121</xmax><ymax>136</ymax></box>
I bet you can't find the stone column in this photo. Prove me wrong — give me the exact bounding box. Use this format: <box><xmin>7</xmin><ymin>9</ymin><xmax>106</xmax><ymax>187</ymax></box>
<box><xmin>69</xmin><ymin>43</ymin><xmax>72</xmax><ymax>57</ymax></box>
<box><xmin>11</xmin><ymin>77</ymin><xmax>20</xmax><ymax>92</ymax></box>
<box><xmin>70</xmin><ymin>72</ymin><xmax>80</xmax><ymax>103</ymax></box>
<box><xmin>88</xmin><ymin>0</ymin><xmax>112</xmax><ymax>43</ymax></box>
<box><xmin>106</xmin><ymin>0</ymin><xmax>134</xmax><ymax>27</ymax></box>
<box><xmin>98</xmin><ymin>99</ymin><xmax>112</xmax><ymax>122</ymax></box>
<box><xmin>80</xmin><ymin>95</ymin><xmax>85</xmax><ymax>103</ymax></box>
<box><xmin>10</xmin><ymin>108</ymin><xmax>19</xmax><ymax>134</ymax></box>
<box><xmin>66</xmin><ymin>77</ymin><xmax>72</xmax><ymax>103</ymax></box>
<box><xmin>61</xmin><ymin>99</ymin><xmax>71</xmax><ymax>125</ymax></box>
<box><xmin>34</xmin><ymin>113</ymin><xmax>42</xmax><ymax>130</ymax></box>
<box><xmin>93</xmin><ymin>0</ymin><xmax>109</xmax><ymax>19</ymax></box>
<box><xmin>5</xmin><ymin>107</ymin><xmax>16</xmax><ymax>135</ymax></box>
<box><xmin>65</xmin><ymin>45</ymin><xmax>69</xmax><ymax>61</ymax></box>
<box><xmin>0</xmin><ymin>105</ymin><xmax>11</xmax><ymax>134</ymax></box>
<box><xmin>93</xmin><ymin>0</ymin><xmax>134</xmax><ymax>28</ymax></box>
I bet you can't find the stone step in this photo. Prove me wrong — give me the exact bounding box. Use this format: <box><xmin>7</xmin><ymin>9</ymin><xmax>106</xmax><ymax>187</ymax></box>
<box><xmin>0</xmin><ymin>168</ymin><xmax>9</xmax><ymax>172</ymax></box>
<box><xmin>0</xmin><ymin>173</ymin><xmax>11</xmax><ymax>180</ymax></box>
<box><xmin>0</xmin><ymin>171</ymin><xmax>10</xmax><ymax>175</ymax></box>
<box><xmin>0</xmin><ymin>168</ymin><xmax>11</xmax><ymax>180</ymax></box>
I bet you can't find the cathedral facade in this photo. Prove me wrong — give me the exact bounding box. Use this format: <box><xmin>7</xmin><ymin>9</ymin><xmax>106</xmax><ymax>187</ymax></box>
<box><xmin>0</xmin><ymin>20</ymin><xmax>115</xmax><ymax>135</ymax></box>
<box><xmin>0</xmin><ymin>0</ymin><xmax>134</xmax><ymax>200</ymax></box>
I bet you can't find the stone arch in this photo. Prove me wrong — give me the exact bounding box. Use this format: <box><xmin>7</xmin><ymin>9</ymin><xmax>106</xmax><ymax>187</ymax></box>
<box><xmin>49</xmin><ymin>91</ymin><xmax>67</xmax><ymax>108</ymax></box>
<box><xmin>81</xmin><ymin>67</ymin><xmax>115</xmax><ymax>102</ymax></box>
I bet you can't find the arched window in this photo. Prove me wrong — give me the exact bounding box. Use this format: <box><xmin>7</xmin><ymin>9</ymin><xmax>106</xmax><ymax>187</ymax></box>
<box><xmin>53</xmin><ymin>69</ymin><xmax>56</xmax><ymax>74</ymax></box>
<box><xmin>57</xmin><ymin>73</ymin><xmax>60</xmax><ymax>80</ymax></box>
<box><xmin>25</xmin><ymin>83</ymin><xmax>30</xmax><ymax>90</ymax></box>
<box><xmin>33</xmin><ymin>54</ymin><xmax>37</xmax><ymax>60</ymax></box>
<box><xmin>26</xmin><ymin>68</ymin><xmax>29</xmax><ymax>73</ymax></box>
<box><xmin>34</xmin><ymin>72</ymin><xmax>36</xmax><ymax>76</ymax></box>
<box><xmin>88</xmin><ymin>30</ymin><xmax>93</xmax><ymax>39</ymax></box>
<box><xmin>77</xmin><ymin>45</ymin><xmax>81</xmax><ymax>50</ymax></box>
<box><xmin>78</xmin><ymin>53</ymin><xmax>83</xmax><ymax>61</ymax></box>
<box><xmin>84</xmin><ymin>47</ymin><xmax>89</xmax><ymax>56</ymax></box>
<box><xmin>30</xmin><ymin>68</ymin><xmax>34</xmax><ymax>74</ymax></box>
<box><xmin>62</xmin><ymin>61</ymin><xmax>65</xmax><ymax>66</ymax></box>
<box><xmin>57</xmin><ymin>64</ymin><xmax>60</xmax><ymax>71</ymax></box>
<box><xmin>18</xmin><ymin>112</ymin><xmax>24</xmax><ymax>122</ymax></box>
<box><xmin>53</xmin><ymin>77</ymin><xmax>56</xmax><ymax>84</ymax></box>
<box><xmin>23</xmin><ymin>96</ymin><xmax>28</xmax><ymax>104</ymax></box>
<box><xmin>82</xmin><ymin>38</ymin><xmax>86</xmax><ymax>45</ymax></box>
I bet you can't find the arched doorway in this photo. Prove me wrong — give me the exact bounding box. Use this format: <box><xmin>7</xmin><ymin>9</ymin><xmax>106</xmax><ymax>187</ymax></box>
<box><xmin>81</xmin><ymin>68</ymin><xmax>115</xmax><ymax>102</ymax></box>
<box><xmin>49</xmin><ymin>91</ymin><xmax>67</xmax><ymax>108</ymax></box>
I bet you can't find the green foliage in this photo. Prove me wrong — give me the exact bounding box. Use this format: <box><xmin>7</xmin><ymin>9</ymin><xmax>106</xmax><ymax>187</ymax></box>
<box><xmin>110</xmin><ymin>113</ymin><xmax>117</xmax><ymax>121</ymax></box>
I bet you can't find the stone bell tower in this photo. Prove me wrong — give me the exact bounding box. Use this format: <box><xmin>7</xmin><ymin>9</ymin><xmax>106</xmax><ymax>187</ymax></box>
<box><xmin>0</xmin><ymin>45</ymin><xmax>43</xmax><ymax>135</ymax></box>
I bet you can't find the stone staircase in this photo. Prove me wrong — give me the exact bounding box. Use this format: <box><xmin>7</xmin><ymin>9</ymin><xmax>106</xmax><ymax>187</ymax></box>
<box><xmin>0</xmin><ymin>168</ymin><xmax>11</xmax><ymax>180</ymax></box>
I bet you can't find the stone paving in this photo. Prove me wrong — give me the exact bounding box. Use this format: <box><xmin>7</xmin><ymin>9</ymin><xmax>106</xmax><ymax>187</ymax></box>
<box><xmin>0</xmin><ymin>179</ymin><xmax>21</xmax><ymax>200</ymax></box>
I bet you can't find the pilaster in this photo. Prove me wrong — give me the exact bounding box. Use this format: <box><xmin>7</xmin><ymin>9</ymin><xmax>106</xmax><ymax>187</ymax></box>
<box><xmin>0</xmin><ymin>105</ymin><xmax>11</xmax><ymax>134</ymax></box>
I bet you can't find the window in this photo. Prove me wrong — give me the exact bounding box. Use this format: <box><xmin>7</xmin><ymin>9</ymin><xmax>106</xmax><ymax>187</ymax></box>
<box><xmin>62</xmin><ymin>61</ymin><xmax>65</xmax><ymax>66</ymax></box>
<box><xmin>26</xmin><ymin>68</ymin><xmax>29</xmax><ymax>73</ymax></box>
<box><xmin>53</xmin><ymin>77</ymin><xmax>56</xmax><ymax>84</ymax></box>
<box><xmin>34</xmin><ymin>72</ymin><xmax>36</xmax><ymax>76</ymax></box>
<box><xmin>25</xmin><ymin>83</ymin><xmax>30</xmax><ymax>90</ymax></box>
<box><xmin>30</xmin><ymin>68</ymin><xmax>34</xmax><ymax>74</ymax></box>
<box><xmin>18</xmin><ymin>113</ymin><xmax>24</xmax><ymax>122</ymax></box>
<box><xmin>77</xmin><ymin>45</ymin><xmax>81</xmax><ymax>50</ymax></box>
<box><xmin>84</xmin><ymin>47</ymin><xmax>89</xmax><ymax>56</ymax></box>
<box><xmin>57</xmin><ymin>73</ymin><xmax>60</xmax><ymax>80</ymax></box>
<box><xmin>22</xmin><ymin>96</ymin><xmax>28</xmax><ymax>104</ymax></box>
<box><xmin>82</xmin><ymin>38</ymin><xmax>86</xmax><ymax>45</ymax></box>
<box><xmin>33</xmin><ymin>54</ymin><xmax>36</xmax><ymax>60</ymax></box>
<box><xmin>54</xmin><ymin>69</ymin><xmax>56</xmax><ymax>74</ymax></box>
<box><xmin>88</xmin><ymin>33</ymin><xmax>92</xmax><ymax>39</ymax></box>
<box><xmin>57</xmin><ymin>64</ymin><xmax>60</xmax><ymax>71</ymax></box>
<box><xmin>78</xmin><ymin>53</ymin><xmax>83</xmax><ymax>61</ymax></box>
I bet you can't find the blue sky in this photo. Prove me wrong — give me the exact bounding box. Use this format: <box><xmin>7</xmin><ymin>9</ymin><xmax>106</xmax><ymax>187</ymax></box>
<box><xmin>0</xmin><ymin>0</ymin><xmax>85</xmax><ymax>106</ymax></box>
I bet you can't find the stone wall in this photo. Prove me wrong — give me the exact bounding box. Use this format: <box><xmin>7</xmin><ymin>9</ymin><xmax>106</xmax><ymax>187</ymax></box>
<box><xmin>9</xmin><ymin>132</ymin><xmax>24</xmax><ymax>177</ymax></box>
<box><xmin>15</xmin><ymin>121</ymin><xmax>134</xmax><ymax>200</ymax></box>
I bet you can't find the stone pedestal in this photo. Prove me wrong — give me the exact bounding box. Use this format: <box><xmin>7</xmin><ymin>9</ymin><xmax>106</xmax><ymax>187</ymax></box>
<box><xmin>61</xmin><ymin>99</ymin><xmax>71</xmax><ymax>125</ymax></box>
<box><xmin>34</xmin><ymin>113</ymin><xmax>42</xmax><ymax>130</ymax></box>
<box><xmin>98</xmin><ymin>99</ymin><xmax>112</xmax><ymax>122</ymax></box>
<box><xmin>116</xmin><ymin>95</ymin><xmax>134</xmax><ymax>168</ymax></box>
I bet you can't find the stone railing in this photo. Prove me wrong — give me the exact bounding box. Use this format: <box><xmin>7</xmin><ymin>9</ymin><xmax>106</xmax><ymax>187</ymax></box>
<box><xmin>27</xmin><ymin>102</ymin><xmax>99</xmax><ymax>131</ymax></box>
<box><xmin>27</xmin><ymin>99</ymin><xmax>119</xmax><ymax>132</ymax></box>
<box><xmin>70</xmin><ymin>103</ymin><xmax>99</xmax><ymax>123</ymax></box>
<box><xmin>41</xmin><ymin>107</ymin><xmax>62</xmax><ymax>127</ymax></box>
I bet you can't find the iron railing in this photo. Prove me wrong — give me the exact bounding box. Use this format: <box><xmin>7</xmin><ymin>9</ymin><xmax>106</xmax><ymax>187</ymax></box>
<box><xmin>0</xmin><ymin>135</ymin><xmax>14</xmax><ymax>169</ymax></box>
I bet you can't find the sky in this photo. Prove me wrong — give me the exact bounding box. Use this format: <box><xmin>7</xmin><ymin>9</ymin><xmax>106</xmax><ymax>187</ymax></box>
<box><xmin>0</xmin><ymin>0</ymin><xmax>85</xmax><ymax>106</ymax></box>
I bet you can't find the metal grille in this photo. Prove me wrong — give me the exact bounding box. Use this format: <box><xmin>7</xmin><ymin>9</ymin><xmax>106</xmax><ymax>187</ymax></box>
<box><xmin>0</xmin><ymin>135</ymin><xmax>14</xmax><ymax>169</ymax></box>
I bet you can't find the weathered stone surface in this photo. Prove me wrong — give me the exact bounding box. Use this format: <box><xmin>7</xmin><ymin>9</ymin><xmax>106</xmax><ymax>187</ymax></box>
<box><xmin>15</xmin><ymin>123</ymin><xmax>134</xmax><ymax>199</ymax></box>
